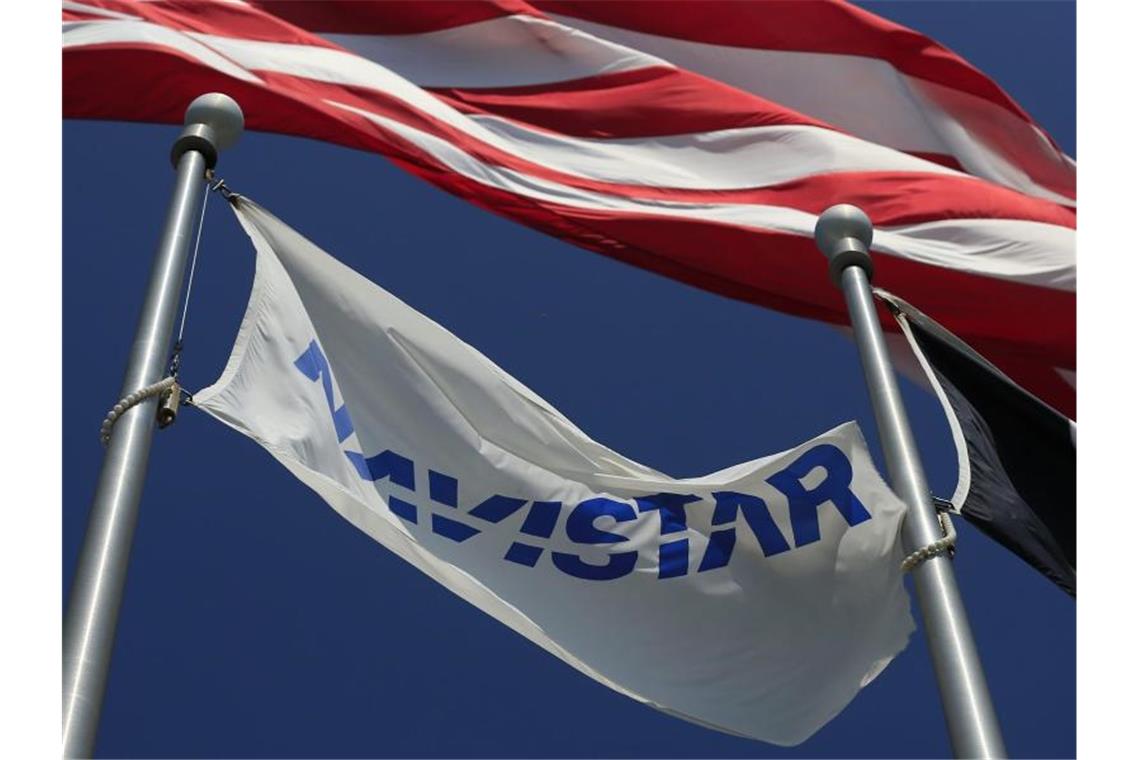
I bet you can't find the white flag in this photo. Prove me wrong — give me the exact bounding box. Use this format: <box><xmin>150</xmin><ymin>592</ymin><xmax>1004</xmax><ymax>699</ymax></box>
<box><xmin>196</xmin><ymin>197</ymin><xmax>914</xmax><ymax>745</ymax></box>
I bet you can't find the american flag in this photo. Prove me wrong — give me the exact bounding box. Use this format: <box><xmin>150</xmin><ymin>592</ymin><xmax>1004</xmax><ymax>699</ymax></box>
<box><xmin>63</xmin><ymin>0</ymin><xmax>1076</xmax><ymax>417</ymax></box>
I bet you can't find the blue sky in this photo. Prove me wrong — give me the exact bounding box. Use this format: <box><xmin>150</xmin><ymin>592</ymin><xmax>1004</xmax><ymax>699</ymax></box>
<box><xmin>63</xmin><ymin>2</ymin><xmax>1075</xmax><ymax>757</ymax></box>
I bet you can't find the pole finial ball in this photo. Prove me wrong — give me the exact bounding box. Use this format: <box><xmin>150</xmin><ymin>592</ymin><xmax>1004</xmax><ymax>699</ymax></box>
<box><xmin>184</xmin><ymin>93</ymin><xmax>244</xmax><ymax>151</ymax></box>
<box><xmin>814</xmin><ymin>204</ymin><xmax>875</xmax><ymax>286</ymax></box>
<box><xmin>814</xmin><ymin>204</ymin><xmax>873</xmax><ymax>258</ymax></box>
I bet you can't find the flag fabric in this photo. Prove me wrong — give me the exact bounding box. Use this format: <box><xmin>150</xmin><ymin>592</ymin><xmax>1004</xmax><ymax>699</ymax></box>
<box><xmin>879</xmin><ymin>290</ymin><xmax>1075</xmax><ymax>596</ymax></box>
<box><xmin>194</xmin><ymin>195</ymin><xmax>915</xmax><ymax>745</ymax></box>
<box><xmin>63</xmin><ymin>0</ymin><xmax>1076</xmax><ymax>417</ymax></box>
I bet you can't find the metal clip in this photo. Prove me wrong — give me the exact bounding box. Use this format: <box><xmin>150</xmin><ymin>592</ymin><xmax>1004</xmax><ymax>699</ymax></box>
<box><xmin>208</xmin><ymin>173</ymin><xmax>239</xmax><ymax>202</ymax></box>
<box><xmin>156</xmin><ymin>380</ymin><xmax>182</xmax><ymax>428</ymax></box>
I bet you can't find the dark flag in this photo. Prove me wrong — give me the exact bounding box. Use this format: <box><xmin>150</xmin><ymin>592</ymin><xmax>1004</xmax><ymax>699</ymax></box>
<box><xmin>876</xmin><ymin>290</ymin><xmax>1075</xmax><ymax>597</ymax></box>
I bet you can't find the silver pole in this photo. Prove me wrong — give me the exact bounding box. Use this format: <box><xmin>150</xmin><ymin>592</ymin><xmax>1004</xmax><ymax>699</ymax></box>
<box><xmin>814</xmin><ymin>205</ymin><xmax>1007</xmax><ymax>758</ymax></box>
<box><xmin>63</xmin><ymin>94</ymin><xmax>244</xmax><ymax>759</ymax></box>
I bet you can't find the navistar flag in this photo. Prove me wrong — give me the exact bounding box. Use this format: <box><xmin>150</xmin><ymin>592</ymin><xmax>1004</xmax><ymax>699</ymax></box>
<box><xmin>195</xmin><ymin>196</ymin><xmax>914</xmax><ymax>745</ymax></box>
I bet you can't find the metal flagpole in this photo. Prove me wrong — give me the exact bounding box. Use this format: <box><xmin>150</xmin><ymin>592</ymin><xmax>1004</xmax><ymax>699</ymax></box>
<box><xmin>63</xmin><ymin>93</ymin><xmax>244</xmax><ymax>759</ymax></box>
<box><xmin>814</xmin><ymin>205</ymin><xmax>1007</xmax><ymax>758</ymax></box>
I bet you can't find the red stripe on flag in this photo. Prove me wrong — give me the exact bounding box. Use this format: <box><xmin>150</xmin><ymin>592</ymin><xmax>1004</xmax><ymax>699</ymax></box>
<box><xmin>249</xmin><ymin>0</ymin><xmax>540</xmax><ymax>35</ymax></box>
<box><xmin>71</xmin><ymin>0</ymin><xmax>340</xmax><ymax>47</ymax></box>
<box><xmin>533</xmin><ymin>0</ymin><xmax>1040</xmax><ymax>128</ymax></box>
<box><xmin>428</xmin><ymin>66</ymin><xmax>829</xmax><ymax>137</ymax></box>
<box><xmin>64</xmin><ymin>10</ymin><xmax>105</xmax><ymax>21</ymax></box>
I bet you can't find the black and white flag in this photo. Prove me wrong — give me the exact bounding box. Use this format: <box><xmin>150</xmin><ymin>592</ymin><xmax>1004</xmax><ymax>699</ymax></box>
<box><xmin>878</xmin><ymin>291</ymin><xmax>1075</xmax><ymax>596</ymax></box>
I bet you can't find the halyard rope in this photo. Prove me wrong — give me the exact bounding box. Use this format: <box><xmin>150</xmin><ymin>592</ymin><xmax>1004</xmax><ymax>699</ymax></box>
<box><xmin>99</xmin><ymin>376</ymin><xmax>177</xmax><ymax>446</ymax></box>
<box><xmin>98</xmin><ymin>174</ymin><xmax>225</xmax><ymax>446</ymax></box>
<box><xmin>172</xmin><ymin>179</ymin><xmax>213</xmax><ymax>355</ymax></box>
<box><xmin>901</xmin><ymin>509</ymin><xmax>957</xmax><ymax>572</ymax></box>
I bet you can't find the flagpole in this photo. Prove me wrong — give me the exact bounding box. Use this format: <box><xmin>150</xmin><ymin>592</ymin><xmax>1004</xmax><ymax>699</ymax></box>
<box><xmin>62</xmin><ymin>93</ymin><xmax>243</xmax><ymax>759</ymax></box>
<box><xmin>814</xmin><ymin>205</ymin><xmax>1007</xmax><ymax>758</ymax></box>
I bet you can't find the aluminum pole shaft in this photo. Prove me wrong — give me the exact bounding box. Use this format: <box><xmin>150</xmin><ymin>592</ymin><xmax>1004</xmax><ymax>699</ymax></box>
<box><xmin>841</xmin><ymin>266</ymin><xmax>1006</xmax><ymax>757</ymax></box>
<box><xmin>815</xmin><ymin>204</ymin><xmax>1006</xmax><ymax>758</ymax></box>
<box><xmin>62</xmin><ymin>148</ymin><xmax>207</xmax><ymax>759</ymax></box>
<box><xmin>63</xmin><ymin>93</ymin><xmax>243</xmax><ymax>759</ymax></box>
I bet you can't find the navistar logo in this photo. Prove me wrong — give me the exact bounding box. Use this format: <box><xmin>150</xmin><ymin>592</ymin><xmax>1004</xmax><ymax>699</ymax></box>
<box><xmin>295</xmin><ymin>340</ymin><xmax>873</xmax><ymax>582</ymax></box>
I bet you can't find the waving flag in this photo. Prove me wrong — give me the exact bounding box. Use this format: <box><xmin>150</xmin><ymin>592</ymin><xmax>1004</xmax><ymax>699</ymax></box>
<box><xmin>63</xmin><ymin>0</ymin><xmax>1075</xmax><ymax>416</ymax></box>
<box><xmin>880</xmin><ymin>291</ymin><xmax>1076</xmax><ymax>596</ymax></box>
<box><xmin>194</xmin><ymin>194</ymin><xmax>914</xmax><ymax>745</ymax></box>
